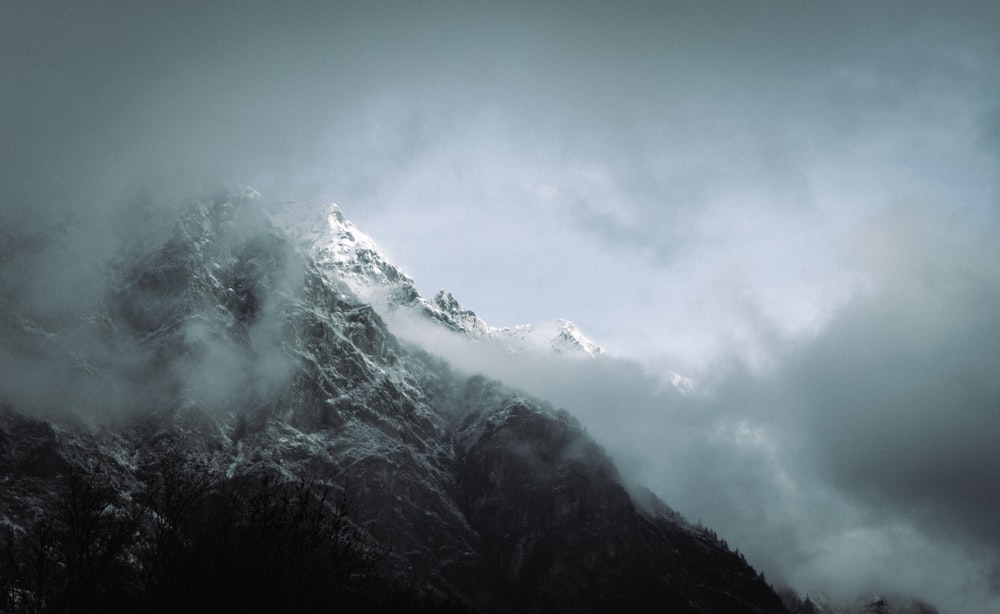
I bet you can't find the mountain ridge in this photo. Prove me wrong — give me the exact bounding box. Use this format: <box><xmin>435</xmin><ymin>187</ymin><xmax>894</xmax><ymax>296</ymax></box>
<box><xmin>276</xmin><ymin>201</ymin><xmax>603</xmax><ymax>357</ymax></box>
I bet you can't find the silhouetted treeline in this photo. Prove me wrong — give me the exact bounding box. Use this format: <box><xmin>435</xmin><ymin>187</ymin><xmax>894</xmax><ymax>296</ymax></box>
<box><xmin>0</xmin><ymin>452</ymin><xmax>472</xmax><ymax>613</ymax></box>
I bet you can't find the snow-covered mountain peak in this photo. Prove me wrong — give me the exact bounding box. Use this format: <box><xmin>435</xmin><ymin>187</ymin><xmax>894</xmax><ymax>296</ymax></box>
<box><xmin>547</xmin><ymin>319</ymin><xmax>603</xmax><ymax>356</ymax></box>
<box><xmin>315</xmin><ymin>205</ymin><xmax>413</xmax><ymax>294</ymax></box>
<box><xmin>494</xmin><ymin>319</ymin><xmax>603</xmax><ymax>357</ymax></box>
<box><xmin>429</xmin><ymin>290</ymin><xmax>493</xmax><ymax>338</ymax></box>
<box><xmin>280</xmin><ymin>201</ymin><xmax>604</xmax><ymax>358</ymax></box>
<box><xmin>275</xmin><ymin>200</ymin><xmax>417</xmax><ymax>303</ymax></box>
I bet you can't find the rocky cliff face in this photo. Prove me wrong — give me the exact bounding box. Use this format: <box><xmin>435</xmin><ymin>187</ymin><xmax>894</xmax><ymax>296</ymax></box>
<box><xmin>0</xmin><ymin>192</ymin><xmax>786</xmax><ymax>612</ymax></box>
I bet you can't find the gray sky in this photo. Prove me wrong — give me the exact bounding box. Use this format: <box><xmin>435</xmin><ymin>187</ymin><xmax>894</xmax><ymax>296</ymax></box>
<box><xmin>8</xmin><ymin>0</ymin><xmax>996</xmax><ymax>367</ymax></box>
<box><xmin>4</xmin><ymin>1</ymin><xmax>1000</xmax><ymax>610</ymax></box>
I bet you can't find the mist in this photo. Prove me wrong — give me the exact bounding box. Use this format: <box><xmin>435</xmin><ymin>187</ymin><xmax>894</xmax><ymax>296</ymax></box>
<box><xmin>0</xmin><ymin>188</ymin><xmax>302</xmax><ymax>425</ymax></box>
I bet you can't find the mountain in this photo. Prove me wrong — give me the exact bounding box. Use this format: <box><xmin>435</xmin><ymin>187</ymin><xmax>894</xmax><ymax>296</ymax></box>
<box><xmin>278</xmin><ymin>201</ymin><xmax>602</xmax><ymax>357</ymax></box>
<box><xmin>0</xmin><ymin>190</ymin><xmax>786</xmax><ymax>612</ymax></box>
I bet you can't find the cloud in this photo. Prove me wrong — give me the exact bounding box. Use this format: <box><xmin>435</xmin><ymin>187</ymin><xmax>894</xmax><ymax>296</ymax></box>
<box><xmin>675</xmin><ymin>206</ymin><xmax>1000</xmax><ymax>611</ymax></box>
<box><xmin>383</xmin><ymin>201</ymin><xmax>1000</xmax><ymax>612</ymax></box>
<box><xmin>786</xmin><ymin>204</ymin><xmax>1000</xmax><ymax>544</ymax></box>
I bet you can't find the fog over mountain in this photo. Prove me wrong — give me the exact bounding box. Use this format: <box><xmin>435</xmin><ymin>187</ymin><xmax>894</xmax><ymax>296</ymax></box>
<box><xmin>3</xmin><ymin>2</ymin><xmax>1000</xmax><ymax>612</ymax></box>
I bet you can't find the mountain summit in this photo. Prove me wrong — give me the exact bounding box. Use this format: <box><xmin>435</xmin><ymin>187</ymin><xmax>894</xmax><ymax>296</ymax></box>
<box><xmin>278</xmin><ymin>201</ymin><xmax>602</xmax><ymax>357</ymax></box>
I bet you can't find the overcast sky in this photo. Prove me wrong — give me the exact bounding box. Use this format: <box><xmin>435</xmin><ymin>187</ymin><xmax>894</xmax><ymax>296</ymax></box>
<box><xmin>4</xmin><ymin>1</ymin><xmax>1000</xmax><ymax>611</ymax></box>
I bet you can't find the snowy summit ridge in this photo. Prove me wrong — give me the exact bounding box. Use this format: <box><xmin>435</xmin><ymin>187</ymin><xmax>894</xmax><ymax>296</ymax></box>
<box><xmin>278</xmin><ymin>201</ymin><xmax>603</xmax><ymax>357</ymax></box>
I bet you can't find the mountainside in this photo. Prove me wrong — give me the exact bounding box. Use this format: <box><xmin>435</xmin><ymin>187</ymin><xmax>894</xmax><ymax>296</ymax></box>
<box><xmin>0</xmin><ymin>191</ymin><xmax>786</xmax><ymax>612</ymax></box>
